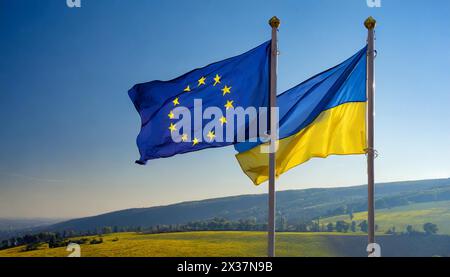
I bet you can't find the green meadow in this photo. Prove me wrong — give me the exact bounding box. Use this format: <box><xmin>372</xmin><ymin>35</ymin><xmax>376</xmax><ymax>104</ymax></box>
<box><xmin>1</xmin><ymin>231</ymin><xmax>449</xmax><ymax>257</ymax></box>
<box><xmin>322</xmin><ymin>200</ymin><xmax>450</xmax><ymax>234</ymax></box>
<box><xmin>2</xmin><ymin>200</ymin><xmax>450</xmax><ymax>257</ymax></box>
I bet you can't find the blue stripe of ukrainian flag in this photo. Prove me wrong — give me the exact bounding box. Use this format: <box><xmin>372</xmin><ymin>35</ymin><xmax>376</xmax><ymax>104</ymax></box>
<box><xmin>235</xmin><ymin>46</ymin><xmax>368</xmax><ymax>185</ymax></box>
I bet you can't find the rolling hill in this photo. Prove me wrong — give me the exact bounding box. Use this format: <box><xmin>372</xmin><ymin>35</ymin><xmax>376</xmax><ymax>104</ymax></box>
<box><xmin>1</xmin><ymin>231</ymin><xmax>449</xmax><ymax>257</ymax></box>
<box><xmin>43</xmin><ymin>178</ymin><xmax>450</xmax><ymax>234</ymax></box>
<box><xmin>0</xmin><ymin>218</ymin><xmax>64</xmax><ymax>241</ymax></box>
<box><xmin>322</xmin><ymin>200</ymin><xmax>450</xmax><ymax>234</ymax></box>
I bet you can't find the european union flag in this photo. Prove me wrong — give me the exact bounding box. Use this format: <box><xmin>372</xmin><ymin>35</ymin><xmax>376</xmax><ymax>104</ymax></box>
<box><xmin>129</xmin><ymin>41</ymin><xmax>270</xmax><ymax>164</ymax></box>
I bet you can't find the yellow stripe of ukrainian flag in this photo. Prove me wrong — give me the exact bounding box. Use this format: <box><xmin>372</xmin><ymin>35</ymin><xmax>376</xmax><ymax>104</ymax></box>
<box><xmin>235</xmin><ymin>102</ymin><xmax>367</xmax><ymax>185</ymax></box>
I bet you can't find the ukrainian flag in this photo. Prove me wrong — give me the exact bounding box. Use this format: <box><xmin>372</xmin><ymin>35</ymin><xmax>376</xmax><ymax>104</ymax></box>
<box><xmin>235</xmin><ymin>46</ymin><xmax>368</xmax><ymax>185</ymax></box>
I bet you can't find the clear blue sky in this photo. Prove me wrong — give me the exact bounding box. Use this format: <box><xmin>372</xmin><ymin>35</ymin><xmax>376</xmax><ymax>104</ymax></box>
<box><xmin>1</xmin><ymin>0</ymin><xmax>449</xmax><ymax>218</ymax></box>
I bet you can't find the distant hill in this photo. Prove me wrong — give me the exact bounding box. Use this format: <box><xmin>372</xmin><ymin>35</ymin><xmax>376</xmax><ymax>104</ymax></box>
<box><xmin>44</xmin><ymin>178</ymin><xmax>450</xmax><ymax>233</ymax></box>
<box><xmin>0</xmin><ymin>218</ymin><xmax>64</xmax><ymax>240</ymax></box>
<box><xmin>0</xmin><ymin>218</ymin><xmax>63</xmax><ymax>231</ymax></box>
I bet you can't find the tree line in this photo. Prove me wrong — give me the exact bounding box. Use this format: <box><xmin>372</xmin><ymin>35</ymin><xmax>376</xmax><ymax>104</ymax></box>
<box><xmin>0</xmin><ymin>217</ymin><xmax>439</xmax><ymax>251</ymax></box>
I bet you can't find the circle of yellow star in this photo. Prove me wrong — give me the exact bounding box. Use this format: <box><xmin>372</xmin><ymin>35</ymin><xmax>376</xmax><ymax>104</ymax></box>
<box><xmin>173</xmin><ymin>97</ymin><xmax>180</xmax><ymax>106</ymax></box>
<box><xmin>168</xmin><ymin>123</ymin><xmax>177</xmax><ymax>132</ymax></box>
<box><xmin>213</xmin><ymin>74</ymin><xmax>221</xmax><ymax>86</ymax></box>
<box><xmin>219</xmin><ymin>116</ymin><xmax>227</xmax><ymax>125</ymax></box>
<box><xmin>224</xmin><ymin>100</ymin><xmax>234</xmax><ymax>110</ymax></box>
<box><xmin>221</xmin><ymin>85</ymin><xmax>231</xmax><ymax>96</ymax></box>
<box><xmin>181</xmin><ymin>134</ymin><xmax>188</xmax><ymax>142</ymax></box>
<box><xmin>198</xmin><ymin>76</ymin><xmax>206</xmax><ymax>86</ymax></box>
<box><xmin>168</xmin><ymin>111</ymin><xmax>175</xmax><ymax>119</ymax></box>
<box><xmin>206</xmin><ymin>131</ymin><xmax>216</xmax><ymax>141</ymax></box>
<box><xmin>192</xmin><ymin>137</ymin><xmax>199</xmax><ymax>146</ymax></box>
<box><xmin>183</xmin><ymin>85</ymin><xmax>191</xmax><ymax>92</ymax></box>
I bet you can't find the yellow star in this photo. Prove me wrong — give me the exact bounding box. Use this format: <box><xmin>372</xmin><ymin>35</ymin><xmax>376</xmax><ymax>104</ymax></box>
<box><xmin>219</xmin><ymin>116</ymin><xmax>227</xmax><ymax>125</ymax></box>
<box><xmin>168</xmin><ymin>111</ymin><xmax>175</xmax><ymax>119</ymax></box>
<box><xmin>224</xmin><ymin>100</ymin><xmax>234</xmax><ymax>110</ymax></box>
<box><xmin>198</xmin><ymin>76</ymin><xmax>206</xmax><ymax>86</ymax></box>
<box><xmin>221</xmin><ymin>85</ymin><xmax>231</xmax><ymax>96</ymax></box>
<box><xmin>207</xmin><ymin>131</ymin><xmax>216</xmax><ymax>141</ymax></box>
<box><xmin>183</xmin><ymin>85</ymin><xmax>191</xmax><ymax>92</ymax></box>
<box><xmin>213</xmin><ymin>74</ymin><xmax>221</xmax><ymax>86</ymax></box>
<box><xmin>181</xmin><ymin>134</ymin><xmax>188</xmax><ymax>142</ymax></box>
<box><xmin>173</xmin><ymin>97</ymin><xmax>180</xmax><ymax>106</ymax></box>
<box><xmin>168</xmin><ymin>123</ymin><xmax>177</xmax><ymax>132</ymax></box>
<box><xmin>192</xmin><ymin>137</ymin><xmax>199</xmax><ymax>146</ymax></box>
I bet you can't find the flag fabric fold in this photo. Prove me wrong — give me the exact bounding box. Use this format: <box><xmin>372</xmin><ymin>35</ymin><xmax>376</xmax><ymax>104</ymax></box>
<box><xmin>235</xmin><ymin>46</ymin><xmax>368</xmax><ymax>185</ymax></box>
<box><xmin>129</xmin><ymin>41</ymin><xmax>271</xmax><ymax>165</ymax></box>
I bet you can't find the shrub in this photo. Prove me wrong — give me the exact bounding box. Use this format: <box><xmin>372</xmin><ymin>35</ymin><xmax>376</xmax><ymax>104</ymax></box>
<box><xmin>423</xmin><ymin>223</ymin><xmax>438</xmax><ymax>235</ymax></box>
<box><xmin>24</xmin><ymin>242</ymin><xmax>43</xmax><ymax>252</ymax></box>
<box><xmin>90</xmin><ymin>237</ymin><xmax>103</xmax><ymax>245</ymax></box>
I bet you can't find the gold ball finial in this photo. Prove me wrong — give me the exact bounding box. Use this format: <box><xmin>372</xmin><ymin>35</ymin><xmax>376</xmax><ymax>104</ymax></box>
<box><xmin>364</xmin><ymin>16</ymin><xmax>376</xmax><ymax>30</ymax></box>
<box><xmin>269</xmin><ymin>16</ymin><xmax>280</xmax><ymax>28</ymax></box>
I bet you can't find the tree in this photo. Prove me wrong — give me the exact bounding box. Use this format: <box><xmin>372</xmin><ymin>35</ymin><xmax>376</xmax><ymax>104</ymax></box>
<box><xmin>102</xmin><ymin>226</ymin><xmax>112</xmax><ymax>234</ymax></box>
<box><xmin>358</xmin><ymin>220</ymin><xmax>368</xmax><ymax>233</ymax></box>
<box><xmin>296</xmin><ymin>222</ymin><xmax>308</xmax><ymax>232</ymax></box>
<box><xmin>310</xmin><ymin>222</ymin><xmax>320</xmax><ymax>232</ymax></box>
<box><xmin>66</xmin><ymin>230</ymin><xmax>76</xmax><ymax>237</ymax></box>
<box><xmin>0</xmin><ymin>240</ymin><xmax>9</xmax><ymax>250</ymax></box>
<box><xmin>277</xmin><ymin>213</ymin><xmax>287</xmax><ymax>231</ymax></box>
<box><xmin>351</xmin><ymin>221</ymin><xmax>357</xmax><ymax>232</ymax></box>
<box><xmin>335</xmin><ymin>221</ymin><xmax>350</xmax><ymax>233</ymax></box>
<box><xmin>90</xmin><ymin>237</ymin><xmax>103</xmax><ymax>244</ymax></box>
<box><xmin>25</xmin><ymin>243</ymin><xmax>40</xmax><ymax>251</ymax></box>
<box><xmin>385</xmin><ymin>226</ymin><xmax>397</xmax><ymax>235</ymax></box>
<box><xmin>406</xmin><ymin>225</ymin><xmax>415</xmax><ymax>235</ymax></box>
<box><xmin>423</xmin><ymin>223</ymin><xmax>438</xmax><ymax>235</ymax></box>
<box><xmin>326</xmin><ymin>222</ymin><xmax>334</xmax><ymax>232</ymax></box>
<box><xmin>348</xmin><ymin>210</ymin><xmax>354</xmax><ymax>221</ymax></box>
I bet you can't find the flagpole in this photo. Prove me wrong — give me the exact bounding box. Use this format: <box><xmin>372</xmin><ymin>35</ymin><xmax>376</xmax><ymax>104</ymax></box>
<box><xmin>364</xmin><ymin>16</ymin><xmax>376</xmax><ymax>256</ymax></box>
<box><xmin>268</xmin><ymin>16</ymin><xmax>279</xmax><ymax>258</ymax></box>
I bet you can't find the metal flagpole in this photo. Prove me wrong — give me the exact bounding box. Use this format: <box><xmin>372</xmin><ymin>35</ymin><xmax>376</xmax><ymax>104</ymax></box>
<box><xmin>268</xmin><ymin>16</ymin><xmax>279</xmax><ymax>258</ymax></box>
<box><xmin>364</xmin><ymin>16</ymin><xmax>376</xmax><ymax>256</ymax></box>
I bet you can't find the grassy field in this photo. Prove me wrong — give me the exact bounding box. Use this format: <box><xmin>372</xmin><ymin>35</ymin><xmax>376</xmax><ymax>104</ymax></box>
<box><xmin>322</xmin><ymin>200</ymin><xmax>450</xmax><ymax>234</ymax></box>
<box><xmin>2</xmin><ymin>200</ymin><xmax>450</xmax><ymax>257</ymax></box>
<box><xmin>1</xmin><ymin>231</ymin><xmax>449</xmax><ymax>257</ymax></box>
